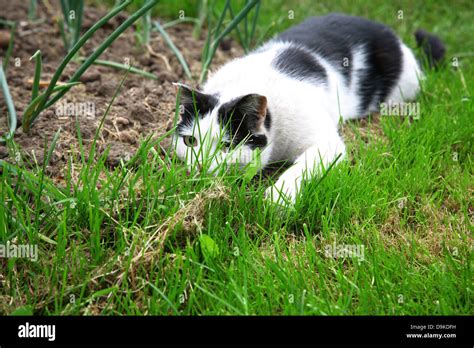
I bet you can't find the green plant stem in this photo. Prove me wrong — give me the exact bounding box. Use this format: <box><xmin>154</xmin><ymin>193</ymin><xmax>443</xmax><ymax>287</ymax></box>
<box><xmin>28</xmin><ymin>0</ymin><xmax>38</xmax><ymax>20</ymax></box>
<box><xmin>79</xmin><ymin>58</ymin><xmax>158</xmax><ymax>80</ymax></box>
<box><xmin>193</xmin><ymin>0</ymin><xmax>208</xmax><ymax>39</ymax></box>
<box><xmin>162</xmin><ymin>17</ymin><xmax>200</xmax><ymax>30</ymax></box>
<box><xmin>0</xmin><ymin>65</ymin><xmax>17</xmax><ymax>143</ymax></box>
<box><xmin>30</xmin><ymin>50</ymin><xmax>42</xmax><ymax>101</ymax></box>
<box><xmin>43</xmin><ymin>0</ymin><xmax>159</xmax><ymax>110</ymax></box>
<box><xmin>25</xmin><ymin>0</ymin><xmax>132</xmax><ymax>131</ymax></box>
<box><xmin>199</xmin><ymin>0</ymin><xmax>259</xmax><ymax>84</ymax></box>
<box><xmin>22</xmin><ymin>82</ymin><xmax>82</xmax><ymax>130</ymax></box>
<box><xmin>2</xmin><ymin>22</ymin><xmax>17</xmax><ymax>73</ymax></box>
<box><xmin>154</xmin><ymin>21</ymin><xmax>193</xmax><ymax>80</ymax></box>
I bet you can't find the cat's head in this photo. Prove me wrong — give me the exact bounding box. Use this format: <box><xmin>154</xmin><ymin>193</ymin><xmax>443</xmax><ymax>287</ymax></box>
<box><xmin>173</xmin><ymin>83</ymin><xmax>270</xmax><ymax>174</ymax></box>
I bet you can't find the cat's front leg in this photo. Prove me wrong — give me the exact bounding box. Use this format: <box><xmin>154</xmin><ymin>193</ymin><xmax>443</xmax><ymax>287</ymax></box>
<box><xmin>265</xmin><ymin>141</ymin><xmax>346</xmax><ymax>206</ymax></box>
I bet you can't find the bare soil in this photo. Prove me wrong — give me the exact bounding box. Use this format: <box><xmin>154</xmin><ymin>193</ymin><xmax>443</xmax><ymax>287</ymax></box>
<box><xmin>0</xmin><ymin>0</ymin><xmax>242</xmax><ymax>177</ymax></box>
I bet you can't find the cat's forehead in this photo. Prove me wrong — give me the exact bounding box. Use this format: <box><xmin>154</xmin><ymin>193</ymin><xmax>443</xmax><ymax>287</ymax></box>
<box><xmin>186</xmin><ymin>108</ymin><xmax>222</xmax><ymax>136</ymax></box>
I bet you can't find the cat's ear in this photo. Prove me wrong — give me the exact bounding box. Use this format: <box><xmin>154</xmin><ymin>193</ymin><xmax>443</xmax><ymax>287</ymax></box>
<box><xmin>173</xmin><ymin>82</ymin><xmax>200</xmax><ymax>105</ymax></box>
<box><xmin>173</xmin><ymin>82</ymin><xmax>217</xmax><ymax>119</ymax></box>
<box><xmin>232</xmin><ymin>94</ymin><xmax>267</xmax><ymax>130</ymax></box>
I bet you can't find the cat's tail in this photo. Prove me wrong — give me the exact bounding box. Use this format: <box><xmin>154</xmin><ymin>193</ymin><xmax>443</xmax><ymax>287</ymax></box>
<box><xmin>414</xmin><ymin>29</ymin><xmax>446</xmax><ymax>69</ymax></box>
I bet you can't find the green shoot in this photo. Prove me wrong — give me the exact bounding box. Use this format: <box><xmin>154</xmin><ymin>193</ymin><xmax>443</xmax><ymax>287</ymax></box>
<box><xmin>154</xmin><ymin>21</ymin><xmax>193</xmax><ymax>80</ymax></box>
<box><xmin>78</xmin><ymin>57</ymin><xmax>159</xmax><ymax>80</ymax></box>
<box><xmin>0</xmin><ymin>65</ymin><xmax>17</xmax><ymax>143</ymax></box>
<box><xmin>29</xmin><ymin>50</ymin><xmax>42</xmax><ymax>101</ymax></box>
<box><xmin>59</xmin><ymin>0</ymin><xmax>84</xmax><ymax>52</ymax></box>
<box><xmin>22</xmin><ymin>0</ymin><xmax>159</xmax><ymax>132</ymax></box>
<box><xmin>199</xmin><ymin>0</ymin><xmax>260</xmax><ymax>84</ymax></box>
<box><xmin>162</xmin><ymin>17</ymin><xmax>200</xmax><ymax>30</ymax></box>
<box><xmin>135</xmin><ymin>0</ymin><xmax>153</xmax><ymax>46</ymax></box>
<box><xmin>193</xmin><ymin>0</ymin><xmax>209</xmax><ymax>39</ymax></box>
<box><xmin>29</xmin><ymin>0</ymin><xmax>38</xmax><ymax>21</ymax></box>
<box><xmin>230</xmin><ymin>0</ymin><xmax>261</xmax><ymax>53</ymax></box>
<box><xmin>2</xmin><ymin>22</ymin><xmax>16</xmax><ymax>73</ymax></box>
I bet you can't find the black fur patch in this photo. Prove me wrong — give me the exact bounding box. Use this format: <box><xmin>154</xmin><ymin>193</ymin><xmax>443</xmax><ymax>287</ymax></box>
<box><xmin>415</xmin><ymin>29</ymin><xmax>446</xmax><ymax>69</ymax></box>
<box><xmin>357</xmin><ymin>35</ymin><xmax>402</xmax><ymax>113</ymax></box>
<box><xmin>246</xmin><ymin>134</ymin><xmax>268</xmax><ymax>150</ymax></box>
<box><xmin>272</xmin><ymin>46</ymin><xmax>327</xmax><ymax>82</ymax></box>
<box><xmin>276</xmin><ymin>13</ymin><xmax>403</xmax><ymax>112</ymax></box>
<box><xmin>218</xmin><ymin>95</ymin><xmax>268</xmax><ymax>149</ymax></box>
<box><xmin>264</xmin><ymin>109</ymin><xmax>272</xmax><ymax>130</ymax></box>
<box><xmin>276</xmin><ymin>14</ymin><xmax>355</xmax><ymax>84</ymax></box>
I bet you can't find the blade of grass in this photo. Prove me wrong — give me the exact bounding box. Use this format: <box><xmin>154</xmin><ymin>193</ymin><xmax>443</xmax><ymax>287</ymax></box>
<box><xmin>153</xmin><ymin>21</ymin><xmax>192</xmax><ymax>80</ymax></box>
<box><xmin>29</xmin><ymin>50</ymin><xmax>42</xmax><ymax>101</ymax></box>
<box><xmin>193</xmin><ymin>0</ymin><xmax>208</xmax><ymax>39</ymax></box>
<box><xmin>213</xmin><ymin>0</ymin><xmax>230</xmax><ymax>40</ymax></box>
<box><xmin>86</xmin><ymin>70</ymin><xmax>130</xmax><ymax>175</ymax></box>
<box><xmin>243</xmin><ymin>0</ymin><xmax>249</xmax><ymax>47</ymax></box>
<box><xmin>0</xmin><ymin>19</ymin><xmax>15</xmax><ymax>26</ymax></box>
<box><xmin>228</xmin><ymin>3</ymin><xmax>245</xmax><ymax>52</ymax></box>
<box><xmin>57</xmin><ymin>17</ymin><xmax>69</xmax><ymax>51</ymax></box>
<box><xmin>59</xmin><ymin>0</ymin><xmax>84</xmax><ymax>51</ymax></box>
<box><xmin>162</xmin><ymin>17</ymin><xmax>199</xmax><ymax>30</ymax></box>
<box><xmin>78</xmin><ymin>57</ymin><xmax>158</xmax><ymax>80</ymax></box>
<box><xmin>34</xmin><ymin>128</ymin><xmax>62</xmax><ymax>232</ymax></box>
<box><xmin>249</xmin><ymin>0</ymin><xmax>261</xmax><ymax>48</ymax></box>
<box><xmin>140</xmin><ymin>0</ymin><xmax>152</xmax><ymax>46</ymax></box>
<box><xmin>59</xmin><ymin>0</ymin><xmax>71</xmax><ymax>50</ymax></box>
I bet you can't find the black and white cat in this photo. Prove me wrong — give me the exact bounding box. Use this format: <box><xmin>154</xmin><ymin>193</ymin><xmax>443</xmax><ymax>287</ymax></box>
<box><xmin>173</xmin><ymin>13</ymin><xmax>445</xmax><ymax>205</ymax></box>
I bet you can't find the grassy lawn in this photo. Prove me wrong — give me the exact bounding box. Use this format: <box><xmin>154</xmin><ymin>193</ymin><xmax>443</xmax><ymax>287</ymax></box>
<box><xmin>0</xmin><ymin>0</ymin><xmax>472</xmax><ymax>315</ymax></box>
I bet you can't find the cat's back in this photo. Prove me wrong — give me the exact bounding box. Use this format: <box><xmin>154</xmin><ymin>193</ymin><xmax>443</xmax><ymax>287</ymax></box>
<box><xmin>275</xmin><ymin>13</ymin><xmax>405</xmax><ymax>114</ymax></box>
<box><xmin>275</xmin><ymin>13</ymin><xmax>400</xmax><ymax>58</ymax></box>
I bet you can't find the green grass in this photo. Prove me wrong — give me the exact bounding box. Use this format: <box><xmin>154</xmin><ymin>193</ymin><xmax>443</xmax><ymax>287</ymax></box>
<box><xmin>0</xmin><ymin>0</ymin><xmax>472</xmax><ymax>315</ymax></box>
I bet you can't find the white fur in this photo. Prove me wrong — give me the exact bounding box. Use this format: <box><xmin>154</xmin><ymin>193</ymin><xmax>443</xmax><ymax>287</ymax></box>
<box><xmin>386</xmin><ymin>43</ymin><xmax>423</xmax><ymax>103</ymax></box>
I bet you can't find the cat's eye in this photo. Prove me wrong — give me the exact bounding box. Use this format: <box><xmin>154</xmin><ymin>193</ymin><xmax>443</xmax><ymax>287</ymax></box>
<box><xmin>183</xmin><ymin>135</ymin><xmax>197</xmax><ymax>147</ymax></box>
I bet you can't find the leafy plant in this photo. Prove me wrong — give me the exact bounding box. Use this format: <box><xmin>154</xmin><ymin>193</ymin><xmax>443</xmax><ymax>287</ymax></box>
<box><xmin>28</xmin><ymin>0</ymin><xmax>38</xmax><ymax>21</ymax></box>
<box><xmin>135</xmin><ymin>0</ymin><xmax>153</xmax><ymax>46</ymax></box>
<box><xmin>78</xmin><ymin>58</ymin><xmax>159</xmax><ymax>80</ymax></box>
<box><xmin>29</xmin><ymin>50</ymin><xmax>42</xmax><ymax>101</ymax></box>
<box><xmin>59</xmin><ymin>0</ymin><xmax>84</xmax><ymax>52</ymax></box>
<box><xmin>229</xmin><ymin>0</ymin><xmax>261</xmax><ymax>53</ymax></box>
<box><xmin>199</xmin><ymin>0</ymin><xmax>260</xmax><ymax>84</ymax></box>
<box><xmin>199</xmin><ymin>234</ymin><xmax>220</xmax><ymax>260</ymax></box>
<box><xmin>153</xmin><ymin>0</ymin><xmax>260</xmax><ymax>84</ymax></box>
<box><xmin>153</xmin><ymin>21</ymin><xmax>193</xmax><ymax>80</ymax></box>
<box><xmin>22</xmin><ymin>0</ymin><xmax>159</xmax><ymax>132</ymax></box>
<box><xmin>2</xmin><ymin>22</ymin><xmax>16</xmax><ymax>73</ymax></box>
<box><xmin>192</xmin><ymin>0</ymin><xmax>208</xmax><ymax>39</ymax></box>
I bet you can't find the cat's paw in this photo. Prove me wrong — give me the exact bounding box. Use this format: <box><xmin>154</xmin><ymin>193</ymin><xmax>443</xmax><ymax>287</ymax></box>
<box><xmin>264</xmin><ymin>179</ymin><xmax>298</xmax><ymax>206</ymax></box>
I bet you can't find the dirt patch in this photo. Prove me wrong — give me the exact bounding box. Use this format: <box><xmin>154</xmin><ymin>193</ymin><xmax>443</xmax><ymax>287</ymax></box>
<box><xmin>0</xmin><ymin>1</ymin><xmax>242</xmax><ymax>177</ymax></box>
